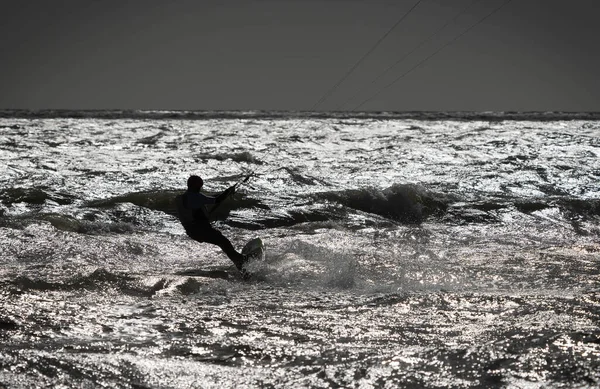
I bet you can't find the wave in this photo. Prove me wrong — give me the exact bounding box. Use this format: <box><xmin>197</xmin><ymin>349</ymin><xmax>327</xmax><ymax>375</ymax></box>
<box><xmin>511</xmin><ymin>198</ymin><xmax>600</xmax><ymax>220</ymax></box>
<box><xmin>278</xmin><ymin>167</ymin><xmax>329</xmax><ymax>186</ymax></box>
<box><xmin>444</xmin><ymin>199</ymin><xmax>548</xmax><ymax>225</ymax></box>
<box><xmin>2</xmin><ymin>268</ymin><xmax>175</xmax><ymax>298</ymax></box>
<box><xmin>136</xmin><ymin>132</ymin><xmax>164</xmax><ymax>145</ymax></box>
<box><xmin>562</xmin><ymin>198</ymin><xmax>600</xmax><ymax>218</ymax></box>
<box><xmin>1</xmin><ymin>189</ymin><xmax>269</xmax><ymax>233</ymax></box>
<box><xmin>2</xmin><ymin>268</ymin><xmax>242</xmax><ymax>297</ymax></box>
<box><xmin>87</xmin><ymin>190</ymin><xmax>181</xmax><ymax>214</ymax></box>
<box><xmin>444</xmin><ymin>197</ymin><xmax>600</xmax><ymax>226</ymax></box>
<box><xmin>2</xmin><ymin>109</ymin><xmax>599</xmax><ymax>121</ymax></box>
<box><xmin>0</xmin><ymin>317</ymin><xmax>18</xmax><ymax>331</ymax></box>
<box><xmin>0</xmin><ymin>187</ymin><xmax>76</xmax><ymax>206</ymax></box>
<box><xmin>196</xmin><ymin>151</ymin><xmax>263</xmax><ymax>165</ymax></box>
<box><xmin>0</xmin><ymin>212</ymin><xmax>136</xmax><ymax>234</ymax></box>
<box><xmin>227</xmin><ymin>206</ymin><xmax>343</xmax><ymax>230</ymax></box>
<box><xmin>315</xmin><ymin>184</ymin><xmax>450</xmax><ymax>224</ymax></box>
<box><xmin>311</xmin><ymin>185</ymin><xmax>599</xmax><ymax>227</ymax></box>
<box><xmin>2</xmin><ymin>185</ymin><xmax>596</xmax><ymax>235</ymax></box>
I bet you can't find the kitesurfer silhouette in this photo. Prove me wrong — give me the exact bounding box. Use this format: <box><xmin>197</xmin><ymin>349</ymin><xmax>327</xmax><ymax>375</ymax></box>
<box><xmin>175</xmin><ymin>175</ymin><xmax>248</xmax><ymax>273</ymax></box>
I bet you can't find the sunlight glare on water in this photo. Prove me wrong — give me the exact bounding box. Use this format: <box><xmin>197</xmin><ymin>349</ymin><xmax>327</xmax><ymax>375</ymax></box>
<box><xmin>0</xmin><ymin>112</ymin><xmax>599</xmax><ymax>388</ymax></box>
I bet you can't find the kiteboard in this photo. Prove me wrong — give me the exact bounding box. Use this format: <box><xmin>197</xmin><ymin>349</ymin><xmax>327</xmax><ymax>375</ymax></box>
<box><xmin>242</xmin><ymin>237</ymin><xmax>265</xmax><ymax>262</ymax></box>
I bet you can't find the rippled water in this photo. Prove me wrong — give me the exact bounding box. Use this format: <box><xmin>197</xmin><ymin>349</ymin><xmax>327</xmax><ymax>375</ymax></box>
<box><xmin>1</xmin><ymin>112</ymin><xmax>599</xmax><ymax>388</ymax></box>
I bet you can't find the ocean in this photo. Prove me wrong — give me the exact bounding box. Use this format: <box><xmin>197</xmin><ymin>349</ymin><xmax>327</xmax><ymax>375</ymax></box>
<box><xmin>1</xmin><ymin>110</ymin><xmax>599</xmax><ymax>388</ymax></box>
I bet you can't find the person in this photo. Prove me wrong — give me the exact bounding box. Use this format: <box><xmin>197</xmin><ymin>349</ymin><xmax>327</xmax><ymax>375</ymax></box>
<box><xmin>175</xmin><ymin>175</ymin><xmax>248</xmax><ymax>273</ymax></box>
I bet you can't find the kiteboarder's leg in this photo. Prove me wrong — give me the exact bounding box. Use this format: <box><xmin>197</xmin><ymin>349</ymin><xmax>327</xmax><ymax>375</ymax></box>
<box><xmin>187</xmin><ymin>226</ymin><xmax>245</xmax><ymax>269</ymax></box>
<box><xmin>206</xmin><ymin>228</ymin><xmax>245</xmax><ymax>268</ymax></box>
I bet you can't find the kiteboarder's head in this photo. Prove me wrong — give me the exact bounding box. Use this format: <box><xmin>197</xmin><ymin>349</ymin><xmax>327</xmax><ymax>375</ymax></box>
<box><xmin>187</xmin><ymin>175</ymin><xmax>203</xmax><ymax>192</ymax></box>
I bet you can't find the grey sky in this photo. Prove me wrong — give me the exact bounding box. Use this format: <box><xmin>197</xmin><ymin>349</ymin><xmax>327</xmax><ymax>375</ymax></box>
<box><xmin>1</xmin><ymin>0</ymin><xmax>599</xmax><ymax>111</ymax></box>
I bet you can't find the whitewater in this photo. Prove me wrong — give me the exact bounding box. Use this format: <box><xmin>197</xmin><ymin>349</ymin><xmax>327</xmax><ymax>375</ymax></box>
<box><xmin>0</xmin><ymin>111</ymin><xmax>599</xmax><ymax>388</ymax></box>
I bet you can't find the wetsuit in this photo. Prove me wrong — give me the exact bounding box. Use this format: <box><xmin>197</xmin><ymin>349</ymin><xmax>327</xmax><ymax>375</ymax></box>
<box><xmin>175</xmin><ymin>188</ymin><xmax>245</xmax><ymax>269</ymax></box>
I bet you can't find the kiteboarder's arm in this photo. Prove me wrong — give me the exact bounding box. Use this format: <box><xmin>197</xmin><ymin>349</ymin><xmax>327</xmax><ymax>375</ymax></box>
<box><xmin>215</xmin><ymin>186</ymin><xmax>235</xmax><ymax>203</ymax></box>
<box><xmin>196</xmin><ymin>187</ymin><xmax>234</xmax><ymax>205</ymax></box>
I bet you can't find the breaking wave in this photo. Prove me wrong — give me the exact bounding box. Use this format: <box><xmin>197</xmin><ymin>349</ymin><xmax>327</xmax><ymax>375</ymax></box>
<box><xmin>0</xmin><ymin>187</ymin><xmax>76</xmax><ymax>206</ymax></box>
<box><xmin>196</xmin><ymin>151</ymin><xmax>263</xmax><ymax>165</ymax></box>
<box><xmin>87</xmin><ymin>190</ymin><xmax>181</xmax><ymax>214</ymax></box>
<box><xmin>0</xmin><ymin>213</ymin><xmax>135</xmax><ymax>234</ymax></box>
<box><xmin>316</xmin><ymin>183</ymin><xmax>450</xmax><ymax>224</ymax></box>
